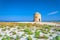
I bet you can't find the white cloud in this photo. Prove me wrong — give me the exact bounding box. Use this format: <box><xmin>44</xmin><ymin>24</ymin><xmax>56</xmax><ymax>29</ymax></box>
<box><xmin>48</xmin><ymin>11</ymin><xmax>58</xmax><ymax>15</ymax></box>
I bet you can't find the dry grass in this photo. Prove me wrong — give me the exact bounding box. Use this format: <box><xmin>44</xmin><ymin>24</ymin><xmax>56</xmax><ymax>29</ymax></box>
<box><xmin>0</xmin><ymin>22</ymin><xmax>43</xmax><ymax>28</ymax></box>
<box><xmin>0</xmin><ymin>22</ymin><xmax>18</xmax><ymax>27</ymax></box>
<box><xmin>0</xmin><ymin>22</ymin><xmax>59</xmax><ymax>28</ymax></box>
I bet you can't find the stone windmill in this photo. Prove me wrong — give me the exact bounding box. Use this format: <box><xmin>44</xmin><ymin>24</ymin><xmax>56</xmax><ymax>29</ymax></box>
<box><xmin>34</xmin><ymin>12</ymin><xmax>41</xmax><ymax>22</ymax></box>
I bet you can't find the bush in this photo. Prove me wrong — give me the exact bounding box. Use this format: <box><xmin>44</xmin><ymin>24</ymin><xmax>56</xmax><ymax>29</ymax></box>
<box><xmin>15</xmin><ymin>35</ymin><xmax>20</xmax><ymax>40</ymax></box>
<box><xmin>17</xmin><ymin>27</ymin><xmax>21</xmax><ymax>29</ymax></box>
<box><xmin>2</xmin><ymin>28</ymin><xmax>6</xmax><ymax>31</ymax></box>
<box><xmin>40</xmin><ymin>35</ymin><xmax>48</xmax><ymax>39</ymax></box>
<box><xmin>55</xmin><ymin>35</ymin><xmax>60</xmax><ymax>40</ymax></box>
<box><xmin>34</xmin><ymin>30</ymin><xmax>40</xmax><ymax>38</ymax></box>
<box><xmin>42</xmin><ymin>30</ymin><xmax>48</xmax><ymax>34</ymax></box>
<box><xmin>12</xmin><ymin>31</ymin><xmax>16</xmax><ymax>35</ymax></box>
<box><xmin>6</xmin><ymin>36</ymin><xmax>10</xmax><ymax>40</ymax></box>
<box><xmin>27</xmin><ymin>36</ymin><xmax>32</xmax><ymax>40</ymax></box>
<box><xmin>10</xmin><ymin>37</ymin><xmax>14</xmax><ymax>40</ymax></box>
<box><xmin>2</xmin><ymin>36</ymin><xmax>10</xmax><ymax>40</ymax></box>
<box><xmin>52</xmin><ymin>35</ymin><xmax>60</xmax><ymax>40</ymax></box>
<box><xmin>0</xmin><ymin>34</ymin><xmax>2</xmax><ymax>37</ymax></box>
<box><xmin>55</xmin><ymin>28</ymin><xmax>60</xmax><ymax>31</ymax></box>
<box><xmin>43</xmin><ymin>25</ymin><xmax>51</xmax><ymax>29</ymax></box>
<box><xmin>2</xmin><ymin>37</ymin><xmax>6</xmax><ymax>40</ymax></box>
<box><xmin>24</xmin><ymin>29</ymin><xmax>33</xmax><ymax>35</ymax></box>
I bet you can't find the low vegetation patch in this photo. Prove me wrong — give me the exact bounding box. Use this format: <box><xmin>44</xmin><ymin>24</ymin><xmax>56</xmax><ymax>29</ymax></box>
<box><xmin>0</xmin><ymin>22</ymin><xmax>59</xmax><ymax>40</ymax></box>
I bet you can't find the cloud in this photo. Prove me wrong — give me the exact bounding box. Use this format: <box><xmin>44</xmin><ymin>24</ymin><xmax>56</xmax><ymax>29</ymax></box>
<box><xmin>48</xmin><ymin>11</ymin><xmax>58</xmax><ymax>15</ymax></box>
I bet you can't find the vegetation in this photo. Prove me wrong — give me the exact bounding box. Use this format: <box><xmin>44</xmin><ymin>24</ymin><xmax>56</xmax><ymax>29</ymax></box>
<box><xmin>10</xmin><ymin>37</ymin><xmax>14</xmax><ymax>40</ymax></box>
<box><xmin>0</xmin><ymin>34</ymin><xmax>2</xmax><ymax>37</ymax></box>
<box><xmin>21</xmin><ymin>33</ymin><xmax>26</xmax><ymax>37</ymax></box>
<box><xmin>18</xmin><ymin>23</ymin><xmax>26</xmax><ymax>27</ymax></box>
<box><xmin>12</xmin><ymin>31</ymin><xmax>16</xmax><ymax>35</ymax></box>
<box><xmin>2</xmin><ymin>35</ymin><xmax>10</xmax><ymax>40</ymax></box>
<box><xmin>42</xmin><ymin>30</ymin><xmax>48</xmax><ymax>34</ymax></box>
<box><xmin>15</xmin><ymin>35</ymin><xmax>20</xmax><ymax>40</ymax></box>
<box><xmin>2</xmin><ymin>37</ymin><xmax>6</xmax><ymax>40</ymax></box>
<box><xmin>2</xmin><ymin>28</ymin><xmax>6</xmax><ymax>31</ymax></box>
<box><xmin>27</xmin><ymin>36</ymin><xmax>32</xmax><ymax>40</ymax></box>
<box><xmin>40</xmin><ymin>35</ymin><xmax>48</xmax><ymax>39</ymax></box>
<box><xmin>0</xmin><ymin>22</ymin><xmax>59</xmax><ymax>40</ymax></box>
<box><xmin>56</xmin><ymin>35</ymin><xmax>60</xmax><ymax>40</ymax></box>
<box><xmin>52</xmin><ymin>35</ymin><xmax>60</xmax><ymax>40</ymax></box>
<box><xmin>54</xmin><ymin>28</ymin><xmax>60</xmax><ymax>31</ymax></box>
<box><xmin>17</xmin><ymin>26</ymin><xmax>21</xmax><ymax>29</ymax></box>
<box><xmin>34</xmin><ymin>30</ymin><xmax>40</xmax><ymax>38</ymax></box>
<box><xmin>24</xmin><ymin>28</ymin><xmax>33</xmax><ymax>35</ymax></box>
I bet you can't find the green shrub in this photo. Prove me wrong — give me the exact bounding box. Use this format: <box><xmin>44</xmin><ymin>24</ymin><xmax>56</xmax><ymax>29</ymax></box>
<box><xmin>6</xmin><ymin>36</ymin><xmax>10</xmax><ymax>40</ymax></box>
<box><xmin>41</xmin><ymin>27</ymin><xmax>50</xmax><ymax>34</ymax></box>
<box><xmin>0</xmin><ymin>34</ymin><xmax>2</xmax><ymax>37</ymax></box>
<box><xmin>49</xmin><ymin>34</ymin><xmax>52</xmax><ymax>37</ymax></box>
<box><xmin>40</xmin><ymin>35</ymin><xmax>48</xmax><ymax>39</ymax></box>
<box><xmin>27</xmin><ymin>36</ymin><xmax>32</xmax><ymax>40</ymax></box>
<box><xmin>2</xmin><ymin>28</ymin><xmax>6</xmax><ymax>31</ymax></box>
<box><xmin>42</xmin><ymin>30</ymin><xmax>48</xmax><ymax>34</ymax></box>
<box><xmin>15</xmin><ymin>35</ymin><xmax>20</xmax><ymax>40</ymax></box>
<box><xmin>2</xmin><ymin>37</ymin><xmax>6</xmax><ymax>40</ymax></box>
<box><xmin>52</xmin><ymin>35</ymin><xmax>60</xmax><ymax>40</ymax></box>
<box><xmin>7</xmin><ymin>28</ymin><xmax>10</xmax><ymax>30</ymax></box>
<box><xmin>12</xmin><ymin>31</ymin><xmax>16</xmax><ymax>35</ymax></box>
<box><xmin>10</xmin><ymin>37</ymin><xmax>14</xmax><ymax>40</ymax></box>
<box><xmin>52</xmin><ymin>37</ymin><xmax>56</xmax><ymax>40</ymax></box>
<box><xmin>22</xmin><ymin>33</ymin><xmax>26</xmax><ymax>37</ymax></box>
<box><xmin>2</xmin><ymin>36</ymin><xmax>10</xmax><ymax>40</ymax></box>
<box><xmin>43</xmin><ymin>25</ymin><xmax>50</xmax><ymax>29</ymax></box>
<box><xmin>34</xmin><ymin>30</ymin><xmax>40</xmax><ymax>38</ymax></box>
<box><xmin>55</xmin><ymin>35</ymin><xmax>60</xmax><ymax>40</ymax></box>
<box><xmin>17</xmin><ymin>27</ymin><xmax>21</xmax><ymax>29</ymax></box>
<box><xmin>24</xmin><ymin>29</ymin><xmax>33</xmax><ymax>35</ymax></box>
<box><xmin>55</xmin><ymin>28</ymin><xmax>60</xmax><ymax>31</ymax></box>
<box><xmin>41</xmin><ymin>29</ymin><xmax>49</xmax><ymax>34</ymax></box>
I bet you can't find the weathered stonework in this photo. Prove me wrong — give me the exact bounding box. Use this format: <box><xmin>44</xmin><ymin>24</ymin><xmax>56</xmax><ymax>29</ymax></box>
<box><xmin>34</xmin><ymin>12</ymin><xmax>41</xmax><ymax>22</ymax></box>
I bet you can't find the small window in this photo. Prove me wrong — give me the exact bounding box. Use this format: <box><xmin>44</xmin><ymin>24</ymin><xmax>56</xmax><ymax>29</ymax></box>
<box><xmin>39</xmin><ymin>19</ymin><xmax>40</xmax><ymax>21</ymax></box>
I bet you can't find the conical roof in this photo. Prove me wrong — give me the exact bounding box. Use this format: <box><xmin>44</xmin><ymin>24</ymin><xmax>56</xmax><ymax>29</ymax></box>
<box><xmin>34</xmin><ymin>12</ymin><xmax>41</xmax><ymax>16</ymax></box>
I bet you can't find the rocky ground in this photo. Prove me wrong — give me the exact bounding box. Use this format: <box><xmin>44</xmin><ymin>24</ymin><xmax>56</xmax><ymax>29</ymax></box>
<box><xmin>0</xmin><ymin>23</ymin><xmax>60</xmax><ymax>40</ymax></box>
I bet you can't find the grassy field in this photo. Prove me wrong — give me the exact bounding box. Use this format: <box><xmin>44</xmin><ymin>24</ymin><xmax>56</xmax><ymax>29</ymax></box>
<box><xmin>0</xmin><ymin>22</ymin><xmax>60</xmax><ymax>40</ymax></box>
<box><xmin>0</xmin><ymin>22</ymin><xmax>59</xmax><ymax>27</ymax></box>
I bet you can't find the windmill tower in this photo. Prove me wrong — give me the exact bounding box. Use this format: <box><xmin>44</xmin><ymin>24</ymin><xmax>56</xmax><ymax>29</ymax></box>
<box><xmin>34</xmin><ymin>12</ymin><xmax>41</xmax><ymax>22</ymax></box>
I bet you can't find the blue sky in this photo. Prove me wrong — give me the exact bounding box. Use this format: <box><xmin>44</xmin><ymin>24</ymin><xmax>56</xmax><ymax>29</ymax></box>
<box><xmin>0</xmin><ymin>0</ymin><xmax>60</xmax><ymax>22</ymax></box>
